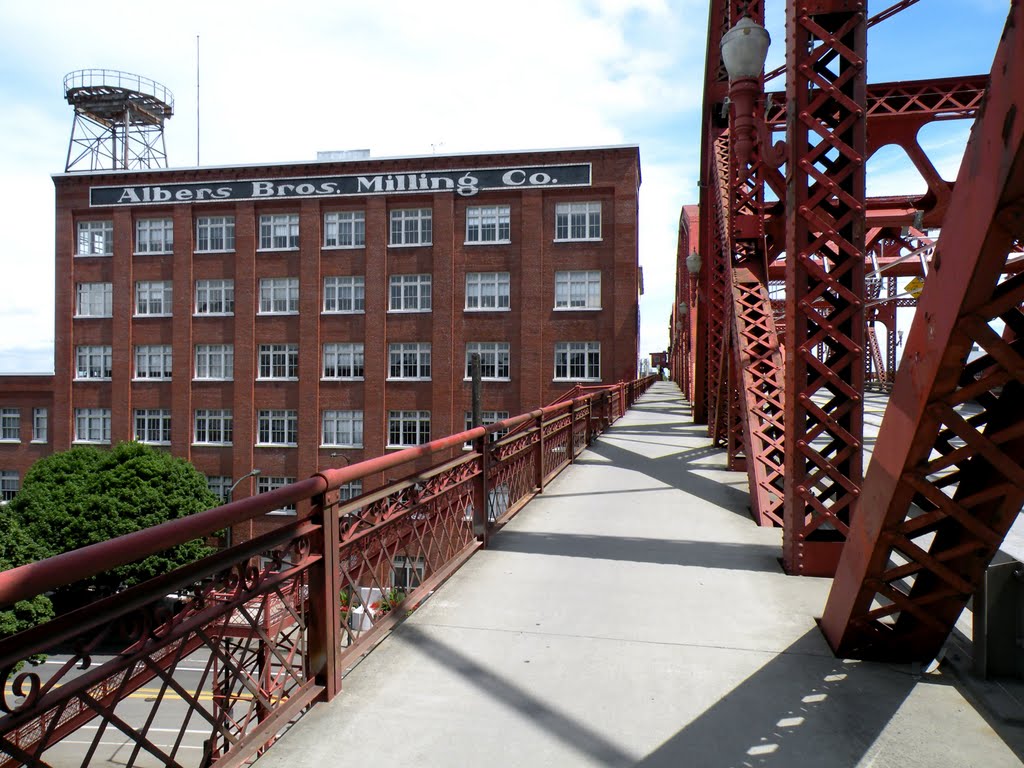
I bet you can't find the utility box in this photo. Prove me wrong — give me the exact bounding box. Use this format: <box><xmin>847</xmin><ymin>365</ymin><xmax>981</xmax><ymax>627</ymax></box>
<box><xmin>974</xmin><ymin>551</ymin><xmax>1024</xmax><ymax>679</ymax></box>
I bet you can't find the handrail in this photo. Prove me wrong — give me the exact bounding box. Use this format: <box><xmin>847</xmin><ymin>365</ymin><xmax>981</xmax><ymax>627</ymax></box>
<box><xmin>0</xmin><ymin>384</ymin><xmax>642</xmax><ymax>609</ymax></box>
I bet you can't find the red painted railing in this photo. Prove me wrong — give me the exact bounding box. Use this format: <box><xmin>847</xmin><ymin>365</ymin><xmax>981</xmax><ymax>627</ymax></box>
<box><xmin>0</xmin><ymin>376</ymin><xmax>656</xmax><ymax>767</ymax></box>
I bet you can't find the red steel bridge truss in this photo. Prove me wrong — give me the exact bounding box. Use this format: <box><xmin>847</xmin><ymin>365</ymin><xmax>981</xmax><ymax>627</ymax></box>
<box><xmin>674</xmin><ymin>0</ymin><xmax>1024</xmax><ymax>662</ymax></box>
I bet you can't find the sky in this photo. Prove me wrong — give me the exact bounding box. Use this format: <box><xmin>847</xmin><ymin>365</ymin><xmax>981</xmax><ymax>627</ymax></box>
<box><xmin>0</xmin><ymin>0</ymin><xmax>1012</xmax><ymax>374</ymax></box>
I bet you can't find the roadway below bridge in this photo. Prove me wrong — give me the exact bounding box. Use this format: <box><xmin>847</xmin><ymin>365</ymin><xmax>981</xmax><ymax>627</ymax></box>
<box><xmin>258</xmin><ymin>382</ymin><xmax>1024</xmax><ymax>767</ymax></box>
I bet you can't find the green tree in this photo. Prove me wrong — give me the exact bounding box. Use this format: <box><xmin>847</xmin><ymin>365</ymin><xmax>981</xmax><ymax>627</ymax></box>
<box><xmin>1</xmin><ymin>442</ymin><xmax>219</xmax><ymax>605</ymax></box>
<box><xmin>0</xmin><ymin>512</ymin><xmax>54</xmax><ymax>650</ymax></box>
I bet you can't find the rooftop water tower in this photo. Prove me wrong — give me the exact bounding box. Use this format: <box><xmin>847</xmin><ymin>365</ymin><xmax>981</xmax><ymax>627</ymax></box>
<box><xmin>63</xmin><ymin>69</ymin><xmax>174</xmax><ymax>172</ymax></box>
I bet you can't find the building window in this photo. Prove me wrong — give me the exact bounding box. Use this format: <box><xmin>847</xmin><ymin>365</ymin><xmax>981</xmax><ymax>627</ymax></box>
<box><xmin>324</xmin><ymin>211</ymin><xmax>365</xmax><ymax>248</ymax></box>
<box><xmin>206</xmin><ymin>475</ymin><xmax>232</xmax><ymax>501</ymax></box>
<box><xmin>195</xmin><ymin>344</ymin><xmax>234</xmax><ymax>380</ymax></box>
<box><xmin>134</xmin><ymin>345</ymin><xmax>173</xmax><ymax>380</ymax></box>
<box><xmin>0</xmin><ymin>409</ymin><xmax>19</xmax><ymax>442</ymax></box>
<box><xmin>391</xmin><ymin>555</ymin><xmax>425</xmax><ymax>590</ymax></box>
<box><xmin>323</xmin><ymin>276</ymin><xmax>365</xmax><ymax>313</ymax></box>
<box><xmin>338</xmin><ymin>480</ymin><xmax>363</xmax><ymax>502</ymax></box>
<box><xmin>465</xmin><ymin>342</ymin><xmax>511</xmax><ymax>380</ymax></box>
<box><xmin>0</xmin><ymin>471</ymin><xmax>18</xmax><ymax>502</ymax></box>
<box><xmin>554</xmin><ymin>341</ymin><xmax>601</xmax><ymax>381</ymax></box>
<box><xmin>323</xmin><ymin>343</ymin><xmax>364</xmax><ymax>379</ymax></box>
<box><xmin>257</xmin><ymin>410</ymin><xmax>298</xmax><ymax>446</ymax></box>
<box><xmin>259</xmin><ymin>214</ymin><xmax>299</xmax><ymax>250</ymax></box>
<box><xmin>194</xmin><ymin>409</ymin><xmax>233</xmax><ymax>445</ymax></box>
<box><xmin>555</xmin><ymin>270</ymin><xmax>602</xmax><ymax>309</ymax></box>
<box><xmin>259</xmin><ymin>277</ymin><xmax>299</xmax><ymax>314</ymax></box>
<box><xmin>258</xmin><ymin>344</ymin><xmax>299</xmax><ymax>379</ymax></box>
<box><xmin>463</xmin><ymin>411</ymin><xmax>510</xmax><ymax>449</ymax></box>
<box><xmin>77</xmin><ymin>221</ymin><xmax>113</xmax><ymax>256</ymax></box>
<box><xmin>388</xmin><ymin>410</ymin><xmax>430</xmax><ymax>447</ymax></box>
<box><xmin>389</xmin><ymin>274</ymin><xmax>432</xmax><ymax>312</ymax></box>
<box><xmin>195</xmin><ymin>279</ymin><xmax>235</xmax><ymax>315</ymax></box>
<box><xmin>388</xmin><ymin>342</ymin><xmax>431</xmax><ymax>380</ymax></box>
<box><xmin>196</xmin><ymin>216</ymin><xmax>235</xmax><ymax>252</ymax></box>
<box><xmin>389</xmin><ymin>208</ymin><xmax>432</xmax><ymax>246</ymax></box>
<box><xmin>466</xmin><ymin>205</ymin><xmax>511</xmax><ymax>244</ymax></box>
<box><xmin>134</xmin><ymin>409</ymin><xmax>172</xmax><ymax>444</ymax></box>
<box><xmin>75</xmin><ymin>408</ymin><xmax>111</xmax><ymax>443</ymax></box>
<box><xmin>75</xmin><ymin>345</ymin><xmax>113</xmax><ymax>380</ymax></box>
<box><xmin>75</xmin><ymin>282</ymin><xmax>113</xmax><ymax>317</ymax></box>
<box><xmin>32</xmin><ymin>408</ymin><xmax>47</xmax><ymax>443</ymax></box>
<box><xmin>555</xmin><ymin>202</ymin><xmax>602</xmax><ymax>241</ymax></box>
<box><xmin>465</xmin><ymin>272</ymin><xmax>510</xmax><ymax>311</ymax></box>
<box><xmin>321</xmin><ymin>410</ymin><xmax>363</xmax><ymax>447</ymax></box>
<box><xmin>136</xmin><ymin>218</ymin><xmax>174</xmax><ymax>254</ymax></box>
<box><xmin>135</xmin><ymin>281</ymin><xmax>173</xmax><ymax>316</ymax></box>
<box><xmin>257</xmin><ymin>475</ymin><xmax>297</xmax><ymax>514</ymax></box>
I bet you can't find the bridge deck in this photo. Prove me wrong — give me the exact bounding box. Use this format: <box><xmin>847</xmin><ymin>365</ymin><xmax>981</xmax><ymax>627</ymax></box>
<box><xmin>259</xmin><ymin>382</ymin><xmax>1023</xmax><ymax>767</ymax></box>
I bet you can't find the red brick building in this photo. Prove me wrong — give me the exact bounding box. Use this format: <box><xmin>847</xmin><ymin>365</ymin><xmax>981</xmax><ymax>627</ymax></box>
<box><xmin>0</xmin><ymin>146</ymin><xmax>640</xmax><ymax>520</ymax></box>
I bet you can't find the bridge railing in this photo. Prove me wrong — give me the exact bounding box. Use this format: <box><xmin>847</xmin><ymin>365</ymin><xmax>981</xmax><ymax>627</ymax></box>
<box><xmin>0</xmin><ymin>376</ymin><xmax>656</xmax><ymax>767</ymax></box>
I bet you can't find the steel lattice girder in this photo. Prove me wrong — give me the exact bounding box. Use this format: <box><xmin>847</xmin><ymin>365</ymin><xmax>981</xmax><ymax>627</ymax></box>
<box><xmin>731</xmin><ymin>266</ymin><xmax>786</xmax><ymax>525</ymax></box>
<box><xmin>781</xmin><ymin>0</ymin><xmax>867</xmax><ymax>576</ymax></box>
<box><xmin>821</xmin><ymin>3</ymin><xmax>1024</xmax><ymax>663</ymax></box>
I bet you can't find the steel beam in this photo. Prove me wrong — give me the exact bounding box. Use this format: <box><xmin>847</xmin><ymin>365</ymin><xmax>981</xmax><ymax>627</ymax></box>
<box><xmin>782</xmin><ymin>0</ymin><xmax>867</xmax><ymax>576</ymax></box>
<box><xmin>822</xmin><ymin>2</ymin><xmax>1024</xmax><ymax>662</ymax></box>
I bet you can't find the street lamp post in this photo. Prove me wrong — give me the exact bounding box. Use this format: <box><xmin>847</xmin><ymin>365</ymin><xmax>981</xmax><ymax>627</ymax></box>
<box><xmin>223</xmin><ymin>469</ymin><xmax>261</xmax><ymax>549</ymax></box>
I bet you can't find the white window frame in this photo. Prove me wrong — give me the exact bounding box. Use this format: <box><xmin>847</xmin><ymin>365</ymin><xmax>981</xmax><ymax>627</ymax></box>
<box><xmin>77</xmin><ymin>220</ymin><xmax>113</xmax><ymax>256</ymax></box>
<box><xmin>465</xmin><ymin>205</ymin><xmax>511</xmax><ymax>244</ymax></box>
<box><xmin>259</xmin><ymin>214</ymin><xmax>299</xmax><ymax>250</ymax></box>
<box><xmin>75</xmin><ymin>345</ymin><xmax>113</xmax><ymax>380</ymax></box>
<box><xmin>32</xmin><ymin>408</ymin><xmax>47</xmax><ymax>443</ymax></box>
<box><xmin>257</xmin><ymin>475</ymin><xmax>297</xmax><ymax>514</ymax></box>
<box><xmin>194</xmin><ymin>344</ymin><xmax>234</xmax><ymax>380</ymax></box>
<box><xmin>323</xmin><ymin>276</ymin><xmax>365</xmax><ymax>314</ymax></box>
<box><xmin>389</xmin><ymin>208</ymin><xmax>432</xmax><ymax>246</ymax></box>
<box><xmin>194</xmin><ymin>409</ymin><xmax>233</xmax><ymax>445</ymax></box>
<box><xmin>257</xmin><ymin>410</ymin><xmax>298</xmax><ymax>446</ymax></box>
<box><xmin>74</xmin><ymin>407</ymin><xmax>111</xmax><ymax>444</ymax></box>
<box><xmin>322</xmin><ymin>343</ymin><xmax>365</xmax><ymax>380</ymax></box>
<box><xmin>259</xmin><ymin>277</ymin><xmax>299</xmax><ymax>314</ymax></box>
<box><xmin>554</xmin><ymin>270</ymin><xmax>602</xmax><ymax>310</ymax></box>
<box><xmin>389</xmin><ymin>274</ymin><xmax>432</xmax><ymax>312</ymax></box>
<box><xmin>0</xmin><ymin>471</ymin><xmax>18</xmax><ymax>502</ymax></box>
<box><xmin>135</xmin><ymin>218</ymin><xmax>174</xmax><ymax>254</ymax></box>
<box><xmin>388</xmin><ymin>342</ymin><xmax>432</xmax><ymax>380</ymax></box>
<box><xmin>338</xmin><ymin>480</ymin><xmax>363</xmax><ymax>502</ymax></box>
<box><xmin>195</xmin><ymin>216</ymin><xmax>235</xmax><ymax>252</ymax></box>
<box><xmin>554</xmin><ymin>341</ymin><xmax>601</xmax><ymax>381</ymax></box>
<box><xmin>258</xmin><ymin>343</ymin><xmax>299</xmax><ymax>380</ymax></box>
<box><xmin>134</xmin><ymin>345</ymin><xmax>173</xmax><ymax>380</ymax></box>
<box><xmin>554</xmin><ymin>202</ymin><xmax>602</xmax><ymax>242</ymax></box>
<box><xmin>465</xmin><ymin>342</ymin><xmax>511</xmax><ymax>381</ymax></box>
<box><xmin>324</xmin><ymin>211</ymin><xmax>366</xmax><ymax>248</ymax></box>
<box><xmin>134</xmin><ymin>409</ymin><xmax>172</xmax><ymax>444</ymax></box>
<box><xmin>463</xmin><ymin>410</ymin><xmax>510</xmax><ymax>449</ymax></box>
<box><xmin>465</xmin><ymin>272</ymin><xmax>510</xmax><ymax>311</ymax></box>
<box><xmin>135</xmin><ymin>281</ymin><xmax>173</xmax><ymax>317</ymax></box>
<box><xmin>75</xmin><ymin>282</ymin><xmax>113</xmax><ymax>317</ymax></box>
<box><xmin>321</xmin><ymin>410</ymin><xmax>364</xmax><ymax>448</ymax></box>
<box><xmin>0</xmin><ymin>409</ymin><xmax>19</xmax><ymax>442</ymax></box>
<box><xmin>206</xmin><ymin>475</ymin><xmax>232</xmax><ymax>501</ymax></box>
<box><xmin>387</xmin><ymin>410</ymin><xmax>430</xmax><ymax>447</ymax></box>
<box><xmin>195</xmin><ymin>279</ymin><xmax>235</xmax><ymax>315</ymax></box>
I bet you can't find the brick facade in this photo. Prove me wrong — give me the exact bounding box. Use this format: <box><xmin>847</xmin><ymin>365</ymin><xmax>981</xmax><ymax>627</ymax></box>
<box><xmin>0</xmin><ymin>146</ymin><xmax>640</xmax><ymax>533</ymax></box>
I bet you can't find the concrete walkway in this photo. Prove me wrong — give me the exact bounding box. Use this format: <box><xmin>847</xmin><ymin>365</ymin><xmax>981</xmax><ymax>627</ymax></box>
<box><xmin>259</xmin><ymin>382</ymin><xmax>1024</xmax><ymax>767</ymax></box>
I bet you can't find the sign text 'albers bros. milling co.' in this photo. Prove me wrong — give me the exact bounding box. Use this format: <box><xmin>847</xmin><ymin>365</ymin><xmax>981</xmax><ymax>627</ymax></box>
<box><xmin>89</xmin><ymin>164</ymin><xmax>592</xmax><ymax>207</ymax></box>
